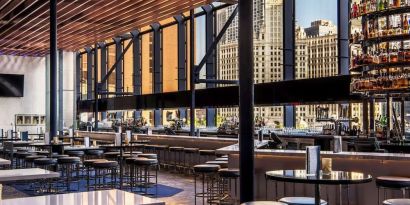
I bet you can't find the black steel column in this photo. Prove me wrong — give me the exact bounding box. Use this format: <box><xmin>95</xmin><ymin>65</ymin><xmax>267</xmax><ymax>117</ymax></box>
<box><xmin>131</xmin><ymin>30</ymin><xmax>142</xmax><ymax>95</ymax></box>
<box><xmin>369</xmin><ymin>97</ymin><xmax>375</xmax><ymax>137</ymax></box>
<box><xmin>189</xmin><ymin>10</ymin><xmax>196</xmax><ymax>136</ymax></box>
<box><xmin>151</xmin><ymin>23</ymin><xmax>162</xmax><ymax>127</ymax></box>
<box><xmin>362</xmin><ymin>99</ymin><xmax>369</xmax><ymax>134</ymax></box>
<box><xmin>86</xmin><ymin>47</ymin><xmax>93</xmax><ymax>100</ymax></box>
<box><xmin>401</xmin><ymin>98</ymin><xmax>406</xmax><ymax>136</ymax></box>
<box><xmin>338</xmin><ymin>0</ymin><xmax>350</xmax><ymax>75</ymax></box>
<box><xmin>58</xmin><ymin>50</ymin><xmax>64</xmax><ymax>133</ymax></box>
<box><xmin>283</xmin><ymin>0</ymin><xmax>296</xmax><ymax>128</ymax></box>
<box><xmin>203</xmin><ymin>5</ymin><xmax>216</xmax><ymax>127</ymax></box>
<box><xmin>98</xmin><ymin>42</ymin><xmax>107</xmax><ymax>120</ymax></box>
<box><xmin>238</xmin><ymin>0</ymin><xmax>254</xmax><ymax>203</ymax></box>
<box><xmin>175</xmin><ymin>15</ymin><xmax>188</xmax><ymax>123</ymax></box>
<box><xmin>175</xmin><ymin>15</ymin><xmax>187</xmax><ymax>91</ymax></box>
<box><xmin>49</xmin><ymin>0</ymin><xmax>58</xmax><ymax>139</ymax></box>
<box><xmin>114</xmin><ymin>38</ymin><xmax>123</xmax><ymax>95</ymax></box>
<box><xmin>94</xmin><ymin>45</ymin><xmax>99</xmax><ymax>130</ymax></box>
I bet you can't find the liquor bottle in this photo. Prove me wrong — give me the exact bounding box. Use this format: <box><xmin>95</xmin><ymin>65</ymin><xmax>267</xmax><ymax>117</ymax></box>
<box><xmin>404</xmin><ymin>15</ymin><xmax>409</xmax><ymax>33</ymax></box>
<box><xmin>378</xmin><ymin>0</ymin><xmax>384</xmax><ymax>10</ymax></box>
<box><xmin>384</xmin><ymin>0</ymin><xmax>389</xmax><ymax>9</ymax></box>
<box><xmin>394</xmin><ymin>0</ymin><xmax>401</xmax><ymax>7</ymax></box>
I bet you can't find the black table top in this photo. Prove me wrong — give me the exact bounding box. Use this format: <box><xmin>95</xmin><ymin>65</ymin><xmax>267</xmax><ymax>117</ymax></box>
<box><xmin>265</xmin><ymin>170</ymin><xmax>372</xmax><ymax>185</ymax></box>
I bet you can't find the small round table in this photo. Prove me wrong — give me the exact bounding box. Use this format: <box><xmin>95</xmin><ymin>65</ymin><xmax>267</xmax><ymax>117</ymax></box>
<box><xmin>265</xmin><ymin>170</ymin><xmax>372</xmax><ymax>205</ymax></box>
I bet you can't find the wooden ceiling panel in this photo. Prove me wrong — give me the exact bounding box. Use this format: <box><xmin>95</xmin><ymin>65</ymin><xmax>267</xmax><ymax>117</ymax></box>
<box><xmin>0</xmin><ymin>0</ymin><xmax>212</xmax><ymax>56</ymax></box>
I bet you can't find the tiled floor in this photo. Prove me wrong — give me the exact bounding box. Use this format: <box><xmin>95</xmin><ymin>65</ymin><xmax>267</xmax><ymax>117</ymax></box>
<box><xmin>1</xmin><ymin>170</ymin><xmax>198</xmax><ymax>204</ymax></box>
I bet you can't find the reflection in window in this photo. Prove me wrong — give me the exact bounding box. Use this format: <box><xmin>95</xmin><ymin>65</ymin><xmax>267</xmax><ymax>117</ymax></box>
<box><xmin>81</xmin><ymin>54</ymin><xmax>87</xmax><ymax>100</ymax></box>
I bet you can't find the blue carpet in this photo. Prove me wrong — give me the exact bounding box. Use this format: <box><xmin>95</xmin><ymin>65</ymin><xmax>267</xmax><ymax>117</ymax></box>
<box><xmin>10</xmin><ymin>177</ymin><xmax>183</xmax><ymax>198</ymax></box>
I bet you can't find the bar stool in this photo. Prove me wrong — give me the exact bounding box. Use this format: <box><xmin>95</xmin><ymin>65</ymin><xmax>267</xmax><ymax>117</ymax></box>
<box><xmin>219</xmin><ymin>168</ymin><xmax>240</xmax><ymax>204</ymax></box>
<box><xmin>376</xmin><ymin>176</ymin><xmax>410</xmax><ymax>203</ymax></box>
<box><xmin>206</xmin><ymin>161</ymin><xmax>228</xmax><ymax>169</ymax></box>
<box><xmin>194</xmin><ymin>164</ymin><xmax>220</xmax><ymax>205</ymax></box>
<box><xmin>57</xmin><ymin>156</ymin><xmax>81</xmax><ymax>191</ymax></box>
<box><xmin>85</xmin><ymin>149</ymin><xmax>104</xmax><ymax>159</ymax></box>
<box><xmin>15</xmin><ymin>152</ymin><xmax>35</xmax><ymax>168</ymax></box>
<box><xmin>52</xmin><ymin>154</ymin><xmax>69</xmax><ymax>159</ymax></box>
<box><xmin>199</xmin><ymin>150</ymin><xmax>216</xmax><ymax>164</ymax></box>
<box><xmin>137</xmin><ymin>153</ymin><xmax>158</xmax><ymax>159</ymax></box>
<box><xmin>383</xmin><ymin>199</ymin><xmax>410</xmax><ymax>205</ymax></box>
<box><xmin>278</xmin><ymin>197</ymin><xmax>328</xmax><ymax>205</ymax></box>
<box><xmin>25</xmin><ymin>155</ymin><xmax>46</xmax><ymax>168</ymax></box>
<box><xmin>169</xmin><ymin>146</ymin><xmax>184</xmax><ymax>171</ymax></box>
<box><xmin>35</xmin><ymin>150</ymin><xmax>50</xmax><ymax>156</ymax></box>
<box><xmin>241</xmin><ymin>202</ymin><xmax>286</xmax><ymax>205</ymax></box>
<box><xmin>93</xmin><ymin>160</ymin><xmax>118</xmax><ymax>190</ymax></box>
<box><xmin>33</xmin><ymin>158</ymin><xmax>58</xmax><ymax>194</ymax></box>
<box><xmin>132</xmin><ymin>157</ymin><xmax>158</xmax><ymax>195</ymax></box>
<box><xmin>184</xmin><ymin>148</ymin><xmax>199</xmax><ymax>173</ymax></box>
<box><xmin>83</xmin><ymin>159</ymin><xmax>108</xmax><ymax>191</ymax></box>
<box><xmin>152</xmin><ymin>145</ymin><xmax>169</xmax><ymax>167</ymax></box>
<box><xmin>215</xmin><ymin>157</ymin><xmax>228</xmax><ymax>161</ymax></box>
<box><xmin>66</xmin><ymin>151</ymin><xmax>85</xmax><ymax>162</ymax></box>
<box><xmin>103</xmin><ymin>151</ymin><xmax>120</xmax><ymax>161</ymax></box>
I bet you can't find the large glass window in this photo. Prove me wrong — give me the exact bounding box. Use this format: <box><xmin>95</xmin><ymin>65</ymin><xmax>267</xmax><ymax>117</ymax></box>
<box><xmin>80</xmin><ymin>54</ymin><xmax>87</xmax><ymax>100</ymax></box>
<box><xmin>107</xmin><ymin>44</ymin><xmax>116</xmax><ymax>98</ymax></box>
<box><xmin>162</xmin><ymin>25</ymin><xmax>179</xmax><ymax>92</ymax></box>
<box><xmin>141</xmin><ymin>33</ymin><xmax>153</xmax><ymax>95</ymax></box>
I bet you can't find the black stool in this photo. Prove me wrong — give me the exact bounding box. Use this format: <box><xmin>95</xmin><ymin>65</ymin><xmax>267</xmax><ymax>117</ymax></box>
<box><xmin>14</xmin><ymin>152</ymin><xmax>34</xmax><ymax>168</ymax></box>
<box><xmin>376</xmin><ymin>176</ymin><xmax>410</xmax><ymax>203</ymax></box>
<box><xmin>219</xmin><ymin>168</ymin><xmax>240</xmax><ymax>204</ymax></box>
<box><xmin>184</xmin><ymin>148</ymin><xmax>199</xmax><ymax>173</ymax></box>
<box><xmin>169</xmin><ymin>147</ymin><xmax>184</xmax><ymax>171</ymax></box>
<box><xmin>85</xmin><ymin>149</ymin><xmax>104</xmax><ymax>159</ymax></box>
<box><xmin>25</xmin><ymin>155</ymin><xmax>46</xmax><ymax>168</ymax></box>
<box><xmin>57</xmin><ymin>156</ymin><xmax>81</xmax><ymax>191</ymax></box>
<box><xmin>132</xmin><ymin>157</ymin><xmax>158</xmax><ymax>195</ymax></box>
<box><xmin>33</xmin><ymin>158</ymin><xmax>58</xmax><ymax>194</ymax></box>
<box><xmin>199</xmin><ymin>150</ymin><xmax>216</xmax><ymax>164</ymax></box>
<box><xmin>383</xmin><ymin>198</ymin><xmax>410</xmax><ymax>205</ymax></box>
<box><xmin>137</xmin><ymin>153</ymin><xmax>158</xmax><ymax>159</ymax></box>
<box><xmin>66</xmin><ymin>151</ymin><xmax>85</xmax><ymax>162</ymax></box>
<box><xmin>52</xmin><ymin>154</ymin><xmax>69</xmax><ymax>159</ymax></box>
<box><xmin>194</xmin><ymin>164</ymin><xmax>220</xmax><ymax>205</ymax></box>
<box><xmin>279</xmin><ymin>197</ymin><xmax>328</xmax><ymax>205</ymax></box>
<box><xmin>152</xmin><ymin>145</ymin><xmax>169</xmax><ymax>167</ymax></box>
<box><xmin>83</xmin><ymin>159</ymin><xmax>108</xmax><ymax>191</ymax></box>
<box><xmin>241</xmin><ymin>202</ymin><xmax>286</xmax><ymax>205</ymax></box>
<box><xmin>206</xmin><ymin>161</ymin><xmax>228</xmax><ymax>169</ymax></box>
<box><xmin>103</xmin><ymin>151</ymin><xmax>120</xmax><ymax>161</ymax></box>
<box><xmin>93</xmin><ymin>160</ymin><xmax>118</xmax><ymax>190</ymax></box>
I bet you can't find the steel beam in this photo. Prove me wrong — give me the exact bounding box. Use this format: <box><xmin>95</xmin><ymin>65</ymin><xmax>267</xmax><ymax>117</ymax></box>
<box><xmin>283</xmin><ymin>0</ymin><xmax>296</xmax><ymax>128</ymax></box>
<box><xmin>238</xmin><ymin>0</ymin><xmax>254</xmax><ymax>202</ymax></box>
<box><xmin>194</xmin><ymin>6</ymin><xmax>238</xmax><ymax>76</ymax></box>
<box><xmin>58</xmin><ymin>50</ymin><xmax>64</xmax><ymax>132</ymax></box>
<box><xmin>94</xmin><ymin>44</ymin><xmax>99</xmax><ymax>130</ymax></box>
<box><xmin>151</xmin><ymin>23</ymin><xmax>162</xmax><ymax>94</ymax></box>
<box><xmin>338</xmin><ymin>0</ymin><xmax>350</xmax><ymax>75</ymax></box>
<box><xmin>49</xmin><ymin>0</ymin><xmax>58</xmax><ymax>139</ymax></box>
<box><xmin>175</xmin><ymin>15</ymin><xmax>187</xmax><ymax>91</ymax></box>
<box><xmin>131</xmin><ymin>30</ymin><xmax>142</xmax><ymax>95</ymax></box>
<box><xmin>203</xmin><ymin>5</ymin><xmax>216</xmax><ymax>128</ymax></box>
<box><xmin>189</xmin><ymin>9</ymin><xmax>196</xmax><ymax>136</ymax></box>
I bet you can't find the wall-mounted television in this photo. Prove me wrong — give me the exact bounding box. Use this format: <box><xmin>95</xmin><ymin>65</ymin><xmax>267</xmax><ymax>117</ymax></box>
<box><xmin>0</xmin><ymin>74</ymin><xmax>24</xmax><ymax>97</ymax></box>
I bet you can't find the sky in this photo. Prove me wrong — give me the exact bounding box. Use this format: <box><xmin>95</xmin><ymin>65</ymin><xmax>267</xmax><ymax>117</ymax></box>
<box><xmin>295</xmin><ymin>0</ymin><xmax>338</xmax><ymax>28</ymax></box>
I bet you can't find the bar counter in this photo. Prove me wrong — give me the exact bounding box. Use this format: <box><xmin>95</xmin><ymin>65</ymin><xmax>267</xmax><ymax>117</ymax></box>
<box><xmin>217</xmin><ymin>143</ymin><xmax>410</xmax><ymax>205</ymax></box>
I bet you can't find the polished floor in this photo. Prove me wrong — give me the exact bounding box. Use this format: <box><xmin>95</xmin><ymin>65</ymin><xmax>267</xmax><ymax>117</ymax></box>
<box><xmin>2</xmin><ymin>170</ymin><xmax>196</xmax><ymax>205</ymax></box>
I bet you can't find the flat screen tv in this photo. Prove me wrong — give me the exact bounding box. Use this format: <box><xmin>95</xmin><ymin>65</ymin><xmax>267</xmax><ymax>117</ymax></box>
<box><xmin>0</xmin><ymin>74</ymin><xmax>24</xmax><ymax>97</ymax></box>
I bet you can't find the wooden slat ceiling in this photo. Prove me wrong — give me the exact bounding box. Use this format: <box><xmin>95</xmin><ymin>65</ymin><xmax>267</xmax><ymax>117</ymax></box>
<box><xmin>0</xmin><ymin>0</ymin><xmax>212</xmax><ymax>57</ymax></box>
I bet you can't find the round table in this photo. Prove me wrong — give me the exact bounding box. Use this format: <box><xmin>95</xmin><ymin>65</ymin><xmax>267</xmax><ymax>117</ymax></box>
<box><xmin>265</xmin><ymin>170</ymin><xmax>372</xmax><ymax>205</ymax></box>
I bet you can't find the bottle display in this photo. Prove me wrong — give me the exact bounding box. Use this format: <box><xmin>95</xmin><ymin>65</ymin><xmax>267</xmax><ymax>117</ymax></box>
<box><xmin>350</xmin><ymin>0</ymin><xmax>410</xmax><ymax>93</ymax></box>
